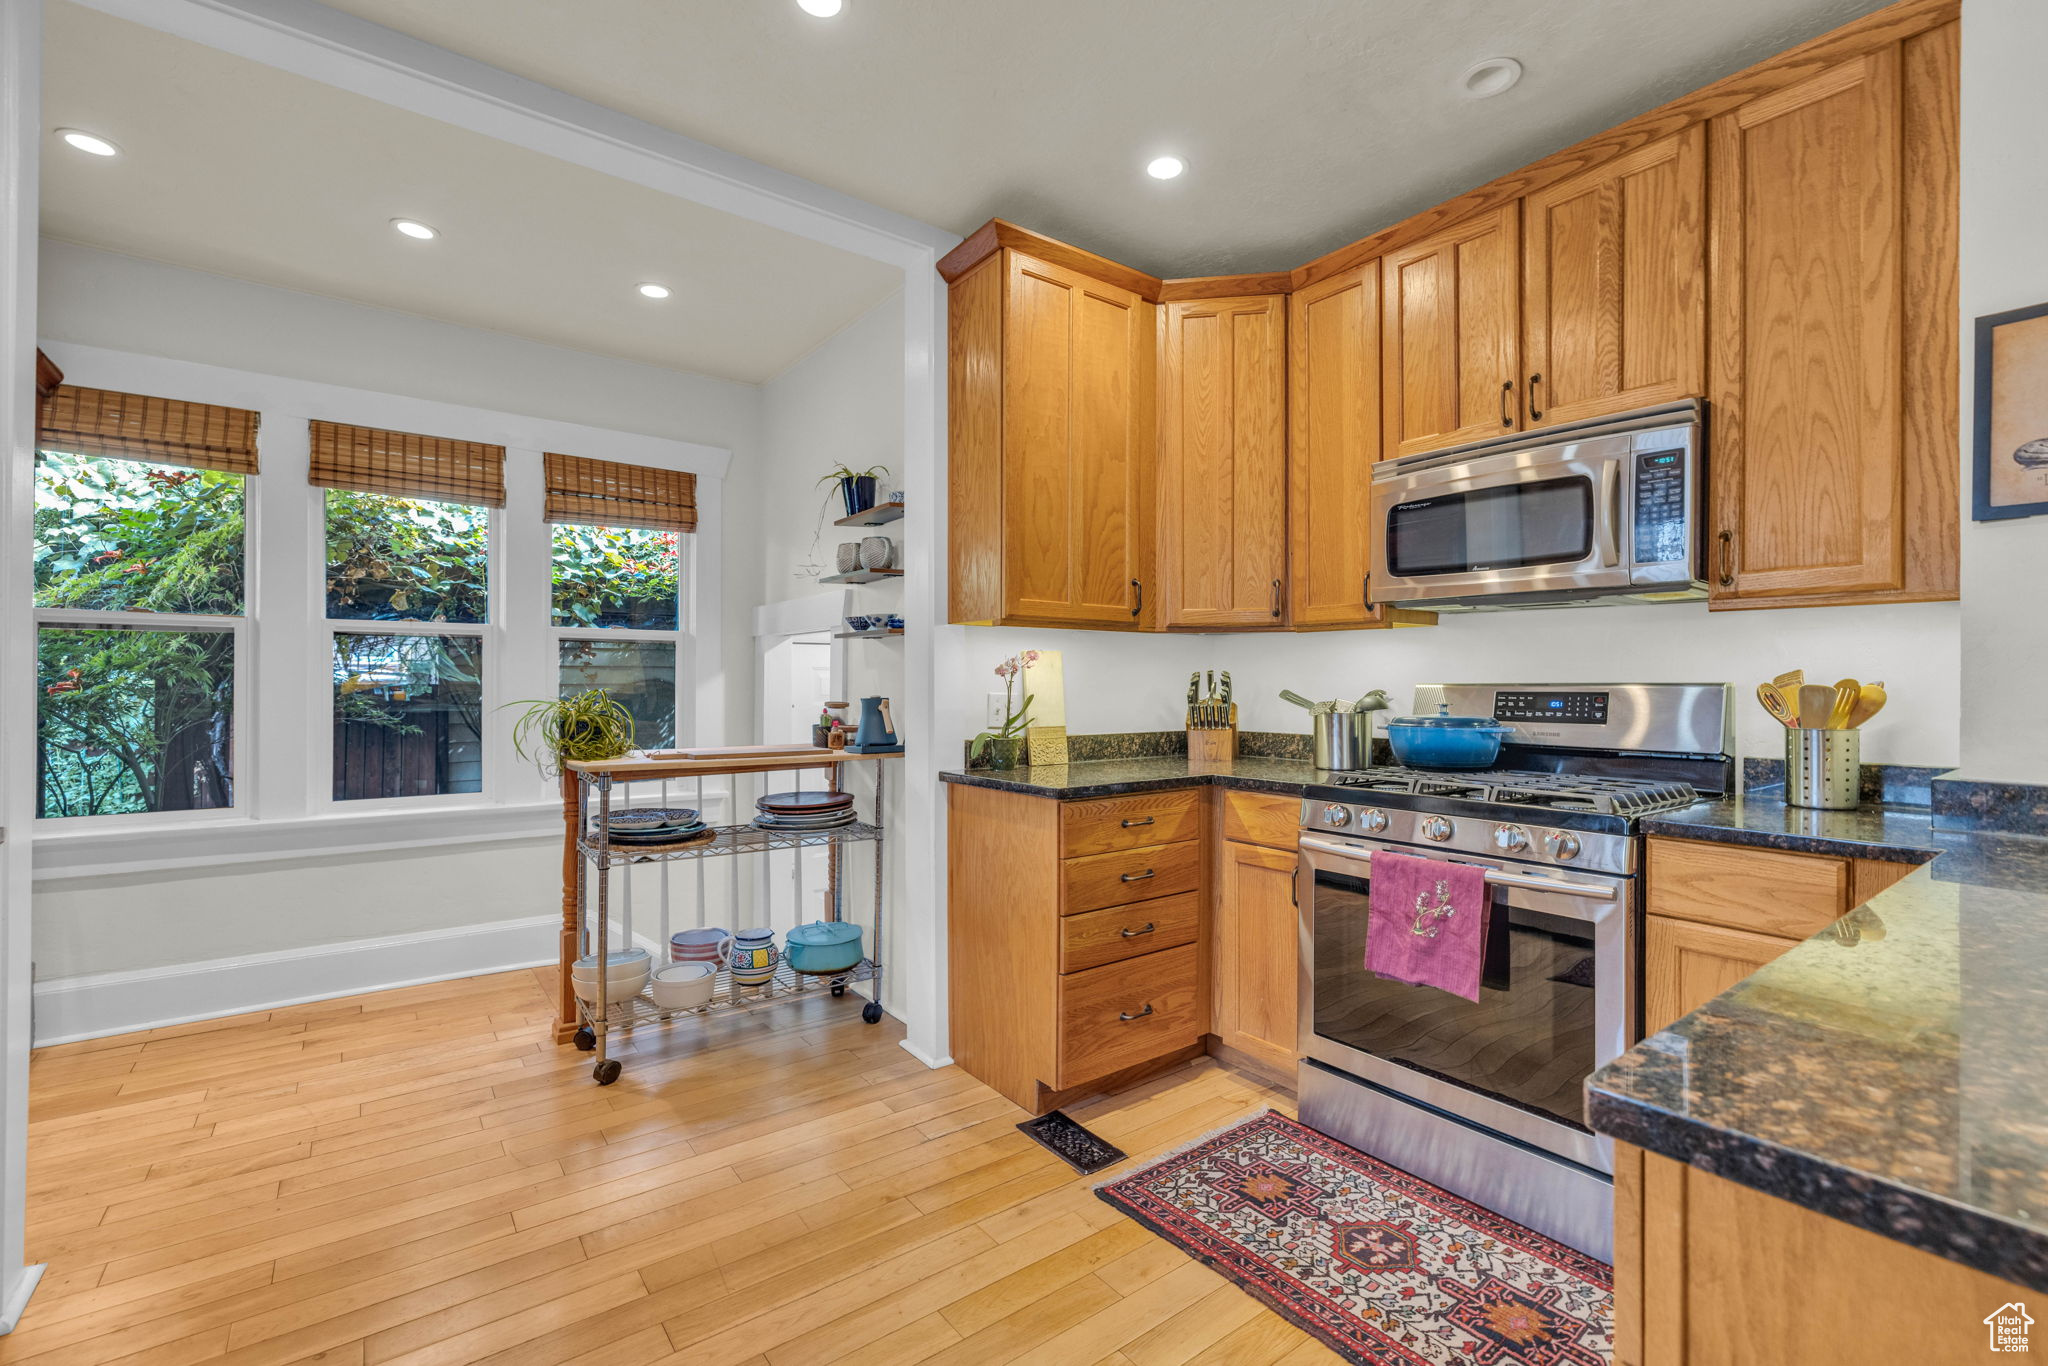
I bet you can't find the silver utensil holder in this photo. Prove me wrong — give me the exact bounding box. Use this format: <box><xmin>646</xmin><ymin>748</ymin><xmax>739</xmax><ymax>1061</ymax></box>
<box><xmin>1313</xmin><ymin>712</ymin><xmax>1369</xmax><ymax>771</ymax></box>
<box><xmin>1787</xmin><ymin>728</ymin><xmax>1859</xmax><ymax>810</ymax></box>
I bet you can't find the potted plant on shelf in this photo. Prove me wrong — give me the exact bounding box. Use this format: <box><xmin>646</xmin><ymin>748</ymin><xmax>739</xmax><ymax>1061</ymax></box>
<box><xmin>819</xmin><ymin>463</ymin><xmax>889</xmax><ymax>518</ymax></box>
<box><xmin>971</xmin><ymin>651</ymin><xmax>1038</xmax><ymax>771</ymax></box>
<box><xmin>505</xmin><ymin>688</ymin><xmax>637</xmax><ymax>777</ymax></box>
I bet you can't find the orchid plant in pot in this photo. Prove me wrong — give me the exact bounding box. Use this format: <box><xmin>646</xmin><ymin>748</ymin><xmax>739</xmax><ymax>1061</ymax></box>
<box><xmin>971</xmin><ymin>650</ymin><xmax>1038</xmax><ymax>770</ymax></box>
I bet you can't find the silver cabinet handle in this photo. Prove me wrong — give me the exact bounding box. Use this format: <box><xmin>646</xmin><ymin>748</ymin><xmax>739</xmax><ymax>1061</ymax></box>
<box><xmin>1120</xmin><ymin>816</ymin><xmax>1154</xmax><ymax>828</ymax></box>
<box><xmin>1119</xmin><ymin>922</ymin><xmax>1156</xmax><ymax>938</ymax></box>
<box><xmin>1120</xmin><ymin>869</ymin><xmax>1156</xmax><ymax>883</ymax></box>
<box><xmin>1271</xmin><ymin>578</ymin><xmax>1283</xmax><ymax>618</ymax></box>
<box><xmin>1118</xmin><ymin>1004</ymin><xmax>1155</xmax><ymax>1022</ymax></box>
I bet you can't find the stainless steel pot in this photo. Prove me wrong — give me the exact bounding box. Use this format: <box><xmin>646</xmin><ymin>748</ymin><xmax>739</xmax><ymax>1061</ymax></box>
<box><xmin>1312</xmin><ymin>712</ymin><xmax>1369</xmax><ymax>770</ymax></box>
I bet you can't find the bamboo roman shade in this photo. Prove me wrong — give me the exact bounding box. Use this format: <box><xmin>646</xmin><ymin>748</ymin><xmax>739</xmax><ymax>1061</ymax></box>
<box><xmin>39</xmin><ymin>384</ymin><xmax>261</xmax><ymax>475</ymax></box>
<box><xmin>308</xmin><ymin>421</ymin><xmax>506</xmax><ymax>507</ymax></box>
<box><xmin>543</xmin><ymin>452</ymin><xmax>697</xmax><ymax>532</ymax></box>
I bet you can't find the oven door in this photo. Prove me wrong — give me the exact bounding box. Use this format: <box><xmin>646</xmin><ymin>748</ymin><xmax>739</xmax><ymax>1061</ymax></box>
<box><xmin>1296</xmin><ymin>832</ymin><xmax>1634</xmax><ymax>1173</ymax></box>
<box><xmin>1369</xmin><ymin>434</ymin><xmax>1634</xmax><ymax>605</ymax></box>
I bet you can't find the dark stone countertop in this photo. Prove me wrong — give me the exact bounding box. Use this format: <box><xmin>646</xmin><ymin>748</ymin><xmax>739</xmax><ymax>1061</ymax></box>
<box><xmin>938</xmin><ymin>755</ymin><xmax>1322</xmax><ymax>800</ymax></box>
<box><xmin>1590</xmin><ymin>821</ymin><xmax>2048</xmax><ymax>1291</ymax></box>
<box><xmin>1642</xmin><ymin>789</ymin><xmax>1945</xmax><ymax>863</ymax></box>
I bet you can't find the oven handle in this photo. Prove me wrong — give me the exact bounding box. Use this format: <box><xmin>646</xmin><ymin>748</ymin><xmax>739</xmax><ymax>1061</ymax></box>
<box><xmin>1298</xmin><ymin>834</ymin><xmax>1620</xmax><ymax>902</ymax></box>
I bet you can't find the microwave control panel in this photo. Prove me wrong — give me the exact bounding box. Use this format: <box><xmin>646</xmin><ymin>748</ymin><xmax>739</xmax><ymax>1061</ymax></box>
<box><xmin>1632</xmin><ymin>449</ymin><xmax>1689</xmax><ymax>565</ymax></box>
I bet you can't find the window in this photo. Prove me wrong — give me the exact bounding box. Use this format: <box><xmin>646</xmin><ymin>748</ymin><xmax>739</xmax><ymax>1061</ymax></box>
<box><xmin>559</xmin><ymin>637</ymin><xmax>677</xmax><ymax>751</ymax></box>
<box><xmin>332</xmin><ymin>633</ymin><xmax>484</xmax><ymax>800</ymax></box>
<box><xmin>38</xmin><ymin>623</ymin><xmax>236</xmax><ymax>817</ymax></box>
<box><xmin>34</xmin><ymin>436</ymin><xmax>250</xmax><ymax>821</ymax></box>
<box><xmin>325</xmin><ymin>490</ymin><xmax>489</xmax><ymax>624</ymax></box>
<box><xmin>551</xmin><ymin>523</ymin><xmax>679</xmax><ymax>629</ymax></box>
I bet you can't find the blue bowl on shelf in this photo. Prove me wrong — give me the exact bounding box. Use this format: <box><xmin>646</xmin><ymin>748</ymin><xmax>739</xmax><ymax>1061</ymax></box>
<box><xmin>844</xmin><ymin>615</ymin><xmax>874</xmax><ymax>633</ymax></box>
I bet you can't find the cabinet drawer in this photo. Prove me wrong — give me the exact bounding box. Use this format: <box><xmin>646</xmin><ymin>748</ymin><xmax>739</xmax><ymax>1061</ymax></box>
<box><xmin>1062</xmin><ymin>840</ymin><xmax>1202</xmax><ymax>914</ymax></box>
<box><xmin>1218</xmin><ymin>790</ymin><xmax>1301</xmax><ymax>851</ymax></box>
<box><xmin>1647</xmin><ymin>838</ymin><xmax>1848</xmax><ymax>941</ymax></box>
<box><xmin>1060</xmin><ymin>790</ymin><xmax>1202</xmax><ymax>858</ymax></box>
<box><xmin>1060</xmin><ymin>892</ymin><xmax>1200</xmax><ymax>974</ymax></box>
<box><xmin>1057</xmin><ymin>944</ymin><xmax>1201</xmax><ymax>1087</ymax></box>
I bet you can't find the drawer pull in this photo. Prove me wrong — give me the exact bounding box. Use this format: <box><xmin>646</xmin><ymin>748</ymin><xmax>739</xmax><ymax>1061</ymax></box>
<box><xmin>1118</xmin><ymin>1004</ymin><xmax>1155</xmax><ymax>1022</ymax></box>
<box><xmin>1120</xmin><ymin>816</ymin><xmax>1155</xmax><ymax>828</ymax></box>
<box><xmin>1120</xmin><ymin>870</ymin><xmax>1156</xmax><ymax>883</ymax></box>
<box><xmin>1119</xmin><ymin>922</ymin><xmax>1156</xmax><ymax>939</ymax></box>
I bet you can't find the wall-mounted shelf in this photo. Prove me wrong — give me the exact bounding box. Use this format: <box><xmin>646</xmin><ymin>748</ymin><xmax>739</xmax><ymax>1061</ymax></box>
<box><xmin>820</xmin><ymin>568</ymin><xmax>903</xmax><ymax>585</ymax></box>
<box><xmin>835</xmin><ymin>628</ymin><xmax>904</xmax><ymax>639</ymax></box>
<box><xmin>834</xmin><ymin>501</ymin><xmax>904</xmax><ymax>527</ymax></box>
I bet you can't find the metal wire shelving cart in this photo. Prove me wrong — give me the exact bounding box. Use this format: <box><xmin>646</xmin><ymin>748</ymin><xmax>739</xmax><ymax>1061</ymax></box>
<box><xmin>556</xmin><ymin>749</ymin><xmax>894</xmax><ymax>1085</ymax></box>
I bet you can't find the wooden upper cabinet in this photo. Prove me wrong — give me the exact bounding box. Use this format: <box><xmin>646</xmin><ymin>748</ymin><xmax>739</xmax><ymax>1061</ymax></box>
<box><xmin>1289</xmin><ymin>265</ymin><xmax>1381</xmax><ymax>629</ymax></box>
<box><xmin>947</xmin><ymin>247</ymin><xmax>1157</xmax><ymax>627</ymax></box>
<box><xmin>1522</xmin><ymin>127</ymin><xmax>1706</xmax><ymax>429</ymax></box>
<box><xmin>1159</xmin><ymin>295</ymin><xmax>1288</xmax><ymax>628</ymax></box>
<box><xmin>1381</xmin><ymin>203</ymin><xmax>1522</xmax><ymax>458</ymax></box>
<box><xmin>1708</xmin><ymin>29</ymin><xmax>1959</xmax><ymax>609</ymax></box>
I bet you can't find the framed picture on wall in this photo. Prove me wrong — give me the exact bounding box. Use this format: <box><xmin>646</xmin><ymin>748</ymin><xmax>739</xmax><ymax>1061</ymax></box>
<box><xmin>1975</xmin><ymin>301</ymin><xmax>2048</xmax><ymax>521</ymax></box>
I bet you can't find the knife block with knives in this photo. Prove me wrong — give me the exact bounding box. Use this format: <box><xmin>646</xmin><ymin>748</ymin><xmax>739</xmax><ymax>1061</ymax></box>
<box><xmin>1186</xmin><ymin>670</ymin><xmax>1239</xmax><ymax>767</ymax></box>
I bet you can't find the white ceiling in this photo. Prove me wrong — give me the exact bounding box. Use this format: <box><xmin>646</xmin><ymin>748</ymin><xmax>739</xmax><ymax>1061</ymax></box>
<box><xmin>314</xmin><ymin>0</ymin><xmax>1894</xmax><ymax>278</ymax></box>
<box><xmin>39</xmin><ymin>2</ymin><xmax>904</xmax><ymax>384</ymax></box>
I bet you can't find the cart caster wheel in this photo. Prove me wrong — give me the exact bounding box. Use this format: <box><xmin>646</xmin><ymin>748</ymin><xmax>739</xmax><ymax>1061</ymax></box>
<box><xmin>593</xmin><ymin>1059</ymin><xmax>622</xmax><ymax>1085</ymax></box>
<box><xmin>831</xmin><ymin>983</ymin><xmax>847</xmax><ymax>998</ymax></box>
<box><xmin>862</xmin><ymin>1001</ymin><xmax>883</xmax><ymax>1024</ymax></box>
<box><xmin>572</xmin><ymin>1028</ymin><xmax>595</xmax><ymax>1052</ymax></box>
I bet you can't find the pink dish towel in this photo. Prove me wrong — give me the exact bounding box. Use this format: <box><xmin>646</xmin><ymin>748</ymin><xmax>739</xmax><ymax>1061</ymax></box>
<box><xmin>1366</xmin><ymin>850</ymin><xmax>1492</xmax><ymax>1002</ymax></box>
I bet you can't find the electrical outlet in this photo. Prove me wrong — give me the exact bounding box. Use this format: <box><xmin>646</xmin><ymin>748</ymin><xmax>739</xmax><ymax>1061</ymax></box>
<box><xmin>986</xmin><ymin>693</ymin><xmax>1009</xmax><ymax>726</ymax></box>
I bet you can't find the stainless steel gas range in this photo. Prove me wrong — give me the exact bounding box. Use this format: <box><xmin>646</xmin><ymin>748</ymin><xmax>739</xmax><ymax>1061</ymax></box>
<box><xmin>1295</xmin><ymin>683</ymin><xmax>1731</xmax><ymax>1261</ymax></box>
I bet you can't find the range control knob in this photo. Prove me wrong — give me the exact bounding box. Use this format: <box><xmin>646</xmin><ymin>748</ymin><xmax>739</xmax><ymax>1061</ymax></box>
<box><xmin>1322</xmin><ymin>804</ymin><xmax>1351</xmax><ymax>828</ymax></box>
<box><xmin>1422</xmin><ymin>815</ymin><xmax>1455</xmax><ymax>843</ymax></box>
<box><xmin>1493</xmin><ymin>824</ymin><xmax>1530</xmax><ymax>853</ymax></box>
<box><xmin>1361</xmin><ymin>808</ymin><xmax>1390</xmax><ymax>834</ymax></box>
<box><xmin>1545</xmin><ymin>831</ymin><xmax>1583</xmax><ymax>861</ymax></box>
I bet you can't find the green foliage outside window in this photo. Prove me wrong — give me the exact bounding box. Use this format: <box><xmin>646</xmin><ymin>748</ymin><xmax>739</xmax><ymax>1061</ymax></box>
<box><xmin>34</xmin><ymin>450</ymin><xmax>244</xmax><ymax>614</ymax></box>
<box><xmin>325</xmin><ymin>490</ymin><xmax>490</xmax><ymax>623</ymax></box>
<box><xmin>38</xmin><ymin>626</ymin><xmax>235</xmax><ymax>818</ymax></box>
<box><xmin>551</xmin><ymin>523</ymin><xmax>680</xmax><ymax>629</ymax></box>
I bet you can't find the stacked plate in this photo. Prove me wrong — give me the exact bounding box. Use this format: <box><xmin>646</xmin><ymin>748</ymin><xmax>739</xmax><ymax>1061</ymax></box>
<box><xmin>753</xmin><ymin>789</ymin><xmax>857</xmax><ymax>832</ymax></box>
<box><xmin>592</xmin><ymin>806</ymin><xmax>711</xmax><ymax>846</ymax></box>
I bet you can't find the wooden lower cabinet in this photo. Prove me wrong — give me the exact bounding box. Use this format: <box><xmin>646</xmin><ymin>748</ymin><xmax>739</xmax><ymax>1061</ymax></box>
<box><xmin>1614</xmin><ymin>1144</ymin><xmax>2031</xmax><ymax>1365</ymax></box>
<box><xmin>1644</xmin><ymin>916</ymin><xmax>1795</xmax><ymax>1034</ymax></box>
<box><xmin>948</xmin><ymin>783</ymin><xmax>1205</xmax><ymax>1112</ymax></box>
<box><xmin>1211</xmin><ymin>840</ymin><xmax>1301</xmax><ymax>1080</ymax></box>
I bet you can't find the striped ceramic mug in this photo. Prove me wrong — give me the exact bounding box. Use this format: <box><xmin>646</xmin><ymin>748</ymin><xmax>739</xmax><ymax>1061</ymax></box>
<box><xmin>729</xmin><ymin>928</ymin><xmax>779</xmax><ymax>987</ymax></box>
<box><xmin>671</xmin><ymin>927</ymin><xmax>733</xmax><ymax>968</ymax></box>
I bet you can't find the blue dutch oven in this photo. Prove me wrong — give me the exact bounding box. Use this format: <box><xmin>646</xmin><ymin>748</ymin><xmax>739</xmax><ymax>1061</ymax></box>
<box><xmin>785</xmin><ymin>920</ymin><xmax>865</xmax><ymax>974</ymax></box>
<box><xmin>1383</xmin><ymin>705</ymin><xmax>1515</xmax><ymax>770</ymax></box>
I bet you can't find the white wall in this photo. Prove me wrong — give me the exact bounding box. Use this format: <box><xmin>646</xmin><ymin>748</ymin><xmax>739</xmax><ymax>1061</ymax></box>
<box><xmin>757</xmin><ymin>292</ymin><xmax>908</xmax><ymax>1015</ymax></box>
<box><xmin>1957</xmin><ymin>0</ymin><xmax>2048</xmax><ymax>781</ymax></box>
<box><xmin>952</xmin><ymin>600</ymin><xmax>1962</xmax><ymax>769</ymax></box>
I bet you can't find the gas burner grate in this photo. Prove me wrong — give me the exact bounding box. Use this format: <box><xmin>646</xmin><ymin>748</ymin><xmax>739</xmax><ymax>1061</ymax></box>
<box><xmin>1329</xmin><ymin>766</ymin><xmax>1698</xmax><ymax>817</ymax></box>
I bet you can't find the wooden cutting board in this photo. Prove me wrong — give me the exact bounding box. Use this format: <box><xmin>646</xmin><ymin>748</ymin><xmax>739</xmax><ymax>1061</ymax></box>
<box><xmin>659</xmin><ymin>744</ymin><xmax>831</xmax><ymax>760</ymax></box>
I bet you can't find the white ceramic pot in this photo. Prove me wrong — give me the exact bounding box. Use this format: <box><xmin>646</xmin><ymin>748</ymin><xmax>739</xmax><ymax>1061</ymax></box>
<box><xmin>649</xmin><ymin>962</ymin><xmax>718</xmax><ymax>1011</ymax></box>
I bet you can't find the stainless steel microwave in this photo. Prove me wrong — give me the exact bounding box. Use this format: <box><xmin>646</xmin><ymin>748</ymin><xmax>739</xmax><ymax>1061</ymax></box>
<box><xmin>1368</xmin><ymin>401</ymin><xmax>1705</xmax><ymax>610</ymax></box>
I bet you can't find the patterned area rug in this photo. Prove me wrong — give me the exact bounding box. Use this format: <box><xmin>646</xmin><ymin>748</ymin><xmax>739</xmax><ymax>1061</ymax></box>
<box><xmin>1096</xmin><ymin>1110</ymin><xmax>1613</xmax><ymax>1365</ymax></box>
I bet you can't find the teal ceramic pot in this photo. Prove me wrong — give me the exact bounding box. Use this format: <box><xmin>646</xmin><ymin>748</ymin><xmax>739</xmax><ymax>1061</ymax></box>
<box><xmin>729</xmin><ymin>927</ymin><xmax>780</xmax><ymax>987</ymax></box>
<box><xmin>786</xmin><ymin>920</ymin><xmax>864</xmax><ymax>974</ymax></box>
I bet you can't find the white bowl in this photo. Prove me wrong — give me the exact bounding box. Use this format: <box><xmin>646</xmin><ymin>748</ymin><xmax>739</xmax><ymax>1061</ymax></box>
<box><xmin>649</xmin><ymin>962</ymin><xmax>718</xmax><ymax>1011</ymax></box>
<box><xmin>573</xmin><ymin>948</ymin><xmax>651</xmax><ymax>974</ymax></box>
<box><xmin>572</xmin><ymin>966</ymin><xmax>649</xmax><ymax>1005</ymax></box>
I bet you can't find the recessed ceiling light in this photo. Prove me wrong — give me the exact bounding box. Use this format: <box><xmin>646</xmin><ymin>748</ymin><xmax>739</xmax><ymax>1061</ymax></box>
<box><xmin>390</xmin><ymin>218</ymin><xmax>438</xmax><ymax>240</ymax></box>
<box><xmin>1458</xmin><ymin>57</ymin><xmax>1523</xmax><ymax>99</ymax></box>
<box><xmin>57</xmin><ymin>128</ymin><xmax>118</xmax><ymax>157</ymax></box>
<box><xmin>797</xmin><ymin>0</ymin><xmax>842</xmax><ymax>16</ymax></box>
<box><xmin>1146</xmin><ymin>155</ymin><xmax>1186</xmax><ymax>181</ymax></box>
<box><xmin>637</xmin><ymin>283</ymin><xmax>672</xmax><ymax>300</ymax></box>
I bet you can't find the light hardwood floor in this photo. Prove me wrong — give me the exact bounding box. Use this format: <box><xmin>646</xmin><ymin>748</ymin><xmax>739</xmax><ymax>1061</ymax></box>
<box><xmin>5</xmin><ymin>969</ymin><xmax>1343</xmax><ymax>1366</ymax></box>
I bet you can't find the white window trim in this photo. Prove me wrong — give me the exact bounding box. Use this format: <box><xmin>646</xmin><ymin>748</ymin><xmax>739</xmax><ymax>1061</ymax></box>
<box><xmin>30</xmin><ymin>340</ymin><xmax>729</xmax><ymax>875</ymax></box>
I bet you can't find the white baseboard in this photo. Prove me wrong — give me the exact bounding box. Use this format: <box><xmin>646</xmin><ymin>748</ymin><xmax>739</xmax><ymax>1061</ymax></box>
<box><xmin>899</xmin><ymin>1037</ymin><xmax>952</xmax><ymax>1070</ymax></box>
<box><xmin>32</xmin><ymin>916</ymin><xmax>558</xmax><ymax>1046</ymax></box>
<box><xmin>0</xmin><ymin>1265</ymin><xmax>44</xmax><ymax>1336</ymax></box>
